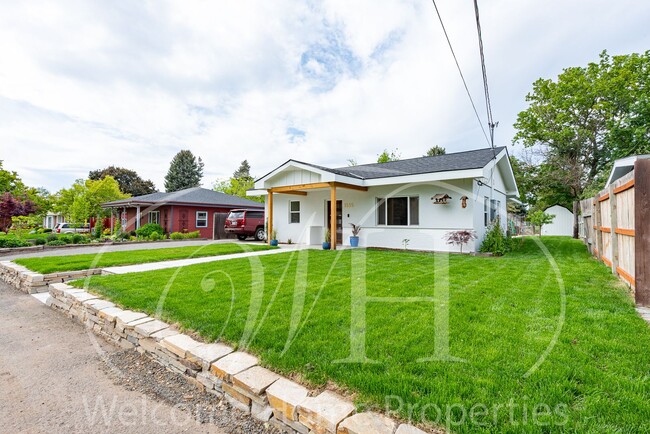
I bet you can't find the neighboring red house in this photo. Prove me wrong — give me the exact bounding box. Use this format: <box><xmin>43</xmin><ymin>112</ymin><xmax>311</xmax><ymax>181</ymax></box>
<box><xmin>102</xmin><ymin>187</ymin><xmax>264</xmax><ymax>239</ymax></box>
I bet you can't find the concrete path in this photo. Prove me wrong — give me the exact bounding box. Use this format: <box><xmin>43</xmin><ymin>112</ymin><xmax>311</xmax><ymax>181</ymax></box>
<box><xmin>1</xmin><ymin>239</ymin><xmax>242</xmax><ymax>261</ymax></box>
<box><xmin>638</xmin><ymin>306</ymin><xmax>650</xmax><ymax>325</ymax></box>
<box><xmin>0</xmin><ymin>281</ymin><xmax>226</xmax><ymax>434</ymax></box>
<box><xmin>103</xmin><ymin>244</ymin><xmax>307</xmax><ymax>275</ymax></box>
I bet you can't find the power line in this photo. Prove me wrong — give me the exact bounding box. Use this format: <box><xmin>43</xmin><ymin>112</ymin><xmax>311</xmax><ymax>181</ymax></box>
<box><xmin>430</xmin><ymin>0</ymin><xmax>491</xmax><ymax>148</ymax></box>
<box><xmin>472</xmin><ymin>0</ymin><xmax>498</xmax><ymax>152</ymax></box>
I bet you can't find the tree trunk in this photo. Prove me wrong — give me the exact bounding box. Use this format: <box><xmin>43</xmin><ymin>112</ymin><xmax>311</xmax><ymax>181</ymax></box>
<box><xmin>573</xmin><ymin>201</ymin><xmax>580</xmax><ymax>239</ymax></box>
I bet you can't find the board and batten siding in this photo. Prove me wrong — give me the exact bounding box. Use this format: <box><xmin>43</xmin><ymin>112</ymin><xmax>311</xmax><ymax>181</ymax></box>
<box><xmin>266</xmin><ymin>179</ymin><xmax>484</xmax><ymax>252</ymax></box>
<box><xmin>264</xmin><ymin>168</ymin><xmax>322</xmax><ymax>189</ymax></box>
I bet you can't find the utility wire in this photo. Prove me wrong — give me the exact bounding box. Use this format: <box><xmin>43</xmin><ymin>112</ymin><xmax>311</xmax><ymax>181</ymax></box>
<box><xmin>430</xmin><ymin>0</ymin><xmax>491</xmax><ymax>147</ymax></box>
<box><xmin>472</xmin><ymin>0</ymin><xmax>498</xmax><ymax>154</ymax></box>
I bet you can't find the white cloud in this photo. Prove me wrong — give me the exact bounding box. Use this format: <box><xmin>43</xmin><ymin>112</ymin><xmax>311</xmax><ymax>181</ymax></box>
<box><xmin>0</xmin><ymin>0</ymin><xmax>649</xmax><ymax>192</ymax></box>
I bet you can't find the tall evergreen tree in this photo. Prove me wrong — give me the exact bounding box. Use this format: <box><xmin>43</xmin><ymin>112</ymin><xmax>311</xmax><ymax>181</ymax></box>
<box><xmin>164</xmin><ymin>150</ymin><xmax>204</xmax><ymax>192</ymax></box>
<box><xmin>233</xmin><ymin>160</ymin><xmax>251</xmax><ymax>180</ymax></box>
<box><xmin>89</xmin><ymin>166</ymin><xmax>156</xmax><ymax>196</ymax></box>
<box><xmin>425</xmin><ymin>146</ymin><xmax>446</xmax><ymax>156</ymax></box>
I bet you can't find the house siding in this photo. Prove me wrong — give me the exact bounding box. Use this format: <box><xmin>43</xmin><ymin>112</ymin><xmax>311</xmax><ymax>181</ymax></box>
<box><xmin>268</xmin><ymin>179</ymin><xmax>480</xmax><ymax>252</ymax></box>
<box><xmin>120</xmin><ymin>204</ymin><xmax>254</xmax><ymax>239</ymax></box>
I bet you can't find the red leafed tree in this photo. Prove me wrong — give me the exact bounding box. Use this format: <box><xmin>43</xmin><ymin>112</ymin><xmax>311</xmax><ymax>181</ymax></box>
<box><xmin>444</xmin><ymin>230</ymin><xmax>477</xmax><ymax>254</ymax></box>
<box><xmin>0</xmin><ymin>192</ymin><xmax>37</xmax><ymax>233</ymax></box>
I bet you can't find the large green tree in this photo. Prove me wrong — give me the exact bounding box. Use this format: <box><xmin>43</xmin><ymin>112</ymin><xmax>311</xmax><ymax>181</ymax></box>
<box><xmin>54</xmin><ymin>176</ymin><xmax>128</xmax><ymax>223</ymax></box>
<box><xmin>213</xmin><ymin>160</ymin><xmax>263</xmax><ymax>203</ymax></box>
<box><xmin>89</xmin><ymin>166</ymin><xmax>156</xmax><ymax>196</ymax></box>
<box><xmin>164</xmin><ymin>150</ymin><xmax>204</xmax><ymax>192</ymax></box>
<box><xmin>377</xmin><ymin>148</ymin><xmax>400</xmax><ymax>163</ymax></box>
<box><xmin>513</xmin><ymin>50</ymin><xmax>650</xmax><ymax>238</ymax></box>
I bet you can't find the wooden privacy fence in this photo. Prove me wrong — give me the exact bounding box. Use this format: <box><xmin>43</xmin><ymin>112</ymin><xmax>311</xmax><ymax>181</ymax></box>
<box><xmin>578</xmin><ymin>159</ymin><xmax>650</xmax><ymax>306</ymax></box>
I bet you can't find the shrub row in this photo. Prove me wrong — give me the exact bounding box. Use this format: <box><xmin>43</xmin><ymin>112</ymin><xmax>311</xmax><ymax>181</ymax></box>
<box><xmin>169</xmin><ymin>231</ymin><xmax>201</xmax><ymax>240</ymax></box>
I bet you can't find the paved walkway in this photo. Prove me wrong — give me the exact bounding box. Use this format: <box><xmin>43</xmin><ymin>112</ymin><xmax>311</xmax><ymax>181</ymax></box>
<box><xmin>638</xmin><ymin>306</ymin><xmax>650</xmax><ymax>325</ymax></box>
<box><xmin>103</xmin><ymin>244</ymin><xmax>308</xmax><ymax>275</ymax></box>
<box><xmin>0</xmin><ymin>281</ymin><xmax>226</xmax><ymax>434</ymax></box>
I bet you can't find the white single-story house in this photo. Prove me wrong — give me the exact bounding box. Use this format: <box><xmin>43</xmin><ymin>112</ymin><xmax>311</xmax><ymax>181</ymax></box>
<box><xmin>541</xmin><ymin>205</ymin><xmax>574</xmax><ymax>236</ymax></box>
<box><xmin>250</xmin><ymin>146</ymin><xmax>519</xmax><ymax>252</ymax></box>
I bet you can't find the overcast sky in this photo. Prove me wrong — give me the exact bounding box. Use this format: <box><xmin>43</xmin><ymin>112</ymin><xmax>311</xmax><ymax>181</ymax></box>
<box><xmin>1</xmin><ymin>0</ymin><xmax>649</xmax><ymax>193</ymax></box>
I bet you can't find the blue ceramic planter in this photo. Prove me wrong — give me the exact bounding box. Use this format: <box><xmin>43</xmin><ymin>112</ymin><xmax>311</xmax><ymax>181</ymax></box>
<box><xmin>350</xmin><ymin>236</ymin><xmax>359</xmax><ymax>247</ymax></box>
<box><xmin>322</xmin><ymin>242</ymin><xmax>331</xmax><ymax>250</ymax></box>
<box><xmin>270</xmin><ymin>240</ymin><xmax>279</xmax><ymax>246</ymax></box>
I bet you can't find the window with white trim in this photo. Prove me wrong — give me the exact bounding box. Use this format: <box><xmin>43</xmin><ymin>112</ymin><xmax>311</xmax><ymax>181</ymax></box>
<box><xmin>376</xmin><ymin>196</ymin><xmax>419</xmax><ymax>226</ymax></box>
<box><xmin>149</xmin><ymin>211</ymin><xmax>160</xmax><ymax>225</ymax></box>
<box><xmin>196</xmin><ymin>211</ymin><xmax>208</xmax><ymax>228</ymax></box>
<box><xmin>490</xmin><ymin>199</ymin><xmax>500</xmax><ymax>223</ymax></box>
<box><xmin>289</xmin><ymin>201</ymin><xmax>300</xmax><ymax>223</ymax></box>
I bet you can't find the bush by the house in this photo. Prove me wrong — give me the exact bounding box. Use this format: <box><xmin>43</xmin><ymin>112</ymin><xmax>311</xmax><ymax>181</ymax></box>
<box><xmin>93</xmin><ymin>221</ymin><xmax>104</xmax><ymax>239</ymax></box>
<box><xmin>46</xmin><ymin>240</ymin><xmax>67</xmax><ymax>246</ymax></box>
<box><xmin>72</xmin><ymin>234</ymin><xmax>86</xmax><ymax>244</ymax></box>
<box><xmin>0</xmin><ymin>238</ymin><xmax>31</xmax><ymax>248</ymax></box>
<box><xmin>479</xmin><ymin>217</ymin><xmax>511</xmax><ymax>256</ymax></box>
<box><xmin>169</xmin><ymin>230</ymin><xmax>200</xmax><ymax>240</ymax></box>
<box><xmin>148</xmin><ymin>231</ymin><xmax>164</xmax><ymax>241</ymax></box>
<box><xmin>169</xmin><ymin>232</ymin><xmax>183</xmax><ymax>240</ymax></box>
<box><xmin>43</xmin><ymin>228</ymin><xmax>52</xmax><ymax>233</ymax></box>
<box><xmin>135</xmin><ymin>223</ymin><xmax>163</xmax><ymax>238</ymax></box>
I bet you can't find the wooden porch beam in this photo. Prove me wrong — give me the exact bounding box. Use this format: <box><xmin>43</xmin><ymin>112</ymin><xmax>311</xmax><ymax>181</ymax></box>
<box><xmin>275</xmin><ymin>190</ymin><xmax>308</xmax><ymax>196</ymax></box>
<box><xmin>330</xmin><ymin>184</ymin><xmax>337</xmax><ymax>250</ymax></box>
<box><xmin>269</xmin><ymin>182</ymin><xmax>330</xmax><ymax>193</ymax></box>
<box><xmin>332</xmin><ymin>181</ymin><xmax>368</xmax><ymax>192</ymax></box>
<box><xmin>268</xmin><ymin>191</ymin><xmax>273</xmax><ymax>245</ymax></box>
<box><xmin>268</xmin><ymin>181</ymin><xmax>367</xmax><ymax>194</ymax></box>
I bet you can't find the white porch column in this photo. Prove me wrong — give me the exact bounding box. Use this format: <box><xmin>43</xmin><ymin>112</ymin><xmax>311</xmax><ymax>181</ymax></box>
<box><xmin>136</xmin><ymin>205</ymin><xmax>141</xmax><ymax>229</ymax></box>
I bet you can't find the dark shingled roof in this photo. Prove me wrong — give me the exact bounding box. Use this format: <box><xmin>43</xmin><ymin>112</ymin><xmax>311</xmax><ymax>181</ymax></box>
<box><xmin>102</xmin><ymin>187</ymin><xmax>263</xmax><ymax>208</ymax></box>
<box><xmin>329</xmin><ymin>146</ymin><xmax>505</xmax><ymax>180</ymax></box>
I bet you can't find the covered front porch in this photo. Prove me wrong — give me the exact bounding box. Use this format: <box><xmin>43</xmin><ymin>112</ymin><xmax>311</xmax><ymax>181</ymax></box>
<box><xmin>266</xmin><ymin>182</ymin><xmax>368</xmax><ymax>249</ymax></box>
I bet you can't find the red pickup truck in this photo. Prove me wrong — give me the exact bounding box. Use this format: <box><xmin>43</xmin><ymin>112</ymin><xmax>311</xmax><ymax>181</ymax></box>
<box><xmin>224</xmin><ymin>209</ymin><xmax>266</xmax><ymax>241</ymax></box>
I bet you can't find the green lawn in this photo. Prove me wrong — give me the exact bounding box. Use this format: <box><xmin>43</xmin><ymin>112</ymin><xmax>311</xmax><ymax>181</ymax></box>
<box><xmin>16</xmin><ymin>243</ymin><xmax>273</xmax><ymax>274</ymax></box>
<box><xmin>71</xmin><ymin>237</ymin><xmax>650</xmax><ymax>433</ymax></box>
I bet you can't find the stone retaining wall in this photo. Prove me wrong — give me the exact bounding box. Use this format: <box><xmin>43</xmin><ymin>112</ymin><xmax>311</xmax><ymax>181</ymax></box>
<box><xmin>0</xmin><ymin>261</ymin><xmax>102</xmax><ymax>294</ymax></box>
<box><xmin>44</xmin><ymin>281</ymin><xmax>432</xmax><ymax>434</ymax></box>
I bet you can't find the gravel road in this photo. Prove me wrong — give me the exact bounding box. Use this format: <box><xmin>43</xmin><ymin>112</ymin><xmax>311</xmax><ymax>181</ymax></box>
<box><xmin>0</xmin><ymin>282</ymin><xmax>285</xmax><ymax>434</ymax></box>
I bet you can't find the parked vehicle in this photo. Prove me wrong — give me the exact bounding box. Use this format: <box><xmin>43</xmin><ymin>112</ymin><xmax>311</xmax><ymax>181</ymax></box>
<box><xmin>224</xmin><ymin>209</ymin><xmax>265</xmax><ymax>241</ymax></box>
<box><xmin>54</xmin><ymin>222</ymin><xmax>90</xmax><ymax>234</ymax></box>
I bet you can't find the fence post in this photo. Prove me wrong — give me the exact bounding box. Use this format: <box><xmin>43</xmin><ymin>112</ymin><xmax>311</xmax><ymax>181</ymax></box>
<box><xmin>635</xmin><ymin>159</ymin><xmax>650</xmax><ymax>306</ymax></box>
<box><xmin>594</xmin><ymin>196</ymin><xmax>603</xmax><ymax>261</ymax></box>
<box><xmin>609</xmin><ymin>183</ymin><xmax>619</xmax><ymax>275</ymax></box>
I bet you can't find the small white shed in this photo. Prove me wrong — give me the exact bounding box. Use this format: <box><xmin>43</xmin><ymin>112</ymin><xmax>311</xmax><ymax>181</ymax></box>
<box><xmin>542</xmin><ymin>205</ymin><xmax>574</xmax><ymax>236</ymax></box>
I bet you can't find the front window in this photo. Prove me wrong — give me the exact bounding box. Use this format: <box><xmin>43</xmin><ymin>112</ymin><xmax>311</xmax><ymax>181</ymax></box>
<box><xmin>196</xmin><ymin>211</ymin><xmax>208</xmax><ymax>228</ymax></box>
<box><xmin>149</xmin><ymin>211</ymin><xmax>160</xmax><ymax>225</ymax></box>
<box><xmin>376</xmin><ymin>196</ymin><xmax>419</xmax><ymax>226</ymax></box>
<box><xmin>289</xmin><ymin>201</ymin><xmax>300</xmax><ymax>223</ymax></box>
<box><xmin>490</xmin><ymin>199</ymin><xmax>500</xmax><ymax>223</ymax></box>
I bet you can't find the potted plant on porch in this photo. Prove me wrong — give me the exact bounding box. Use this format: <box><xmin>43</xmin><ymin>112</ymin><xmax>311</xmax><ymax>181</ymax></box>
<box><xmin>322</xmin><ymin>228</ymin><xmax>331</xmax><ymax>250</ymax></box>
<box><xmin>270</xmin><ymin>229</ymin><xmax>279</xmax><ymax>247</ymax></box>
<box><xmin>350</xmin><ymin>224</ymin><xmax>361</xmax><ymax>247</ymax></box>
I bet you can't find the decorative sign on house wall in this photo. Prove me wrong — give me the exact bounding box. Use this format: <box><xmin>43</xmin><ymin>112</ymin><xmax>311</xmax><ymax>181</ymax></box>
<box><xmin>460</xmin><ymin>195</ymin><xmax>468</xmax><ymax>208</ymax></box>
<box><xmin>431</xmin><ymin>194</ymin><xmax>452</xmax><ymax>204</ymax></box>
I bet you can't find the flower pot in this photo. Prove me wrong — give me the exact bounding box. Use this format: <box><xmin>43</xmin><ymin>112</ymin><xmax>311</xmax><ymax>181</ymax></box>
<box><xmin>349</xmin><ymin>236</ymin><xmax>359</xmax><ymax>247</ymax></box>
<box><xmin>270</xmin><ymin>240</ymin><xmax>279</xmax><ymax>246</ymax></box>
<box><xmin>322</xmin><ymin>242</ymin><xmax>331</xmax><ymax>250</ymax></box>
